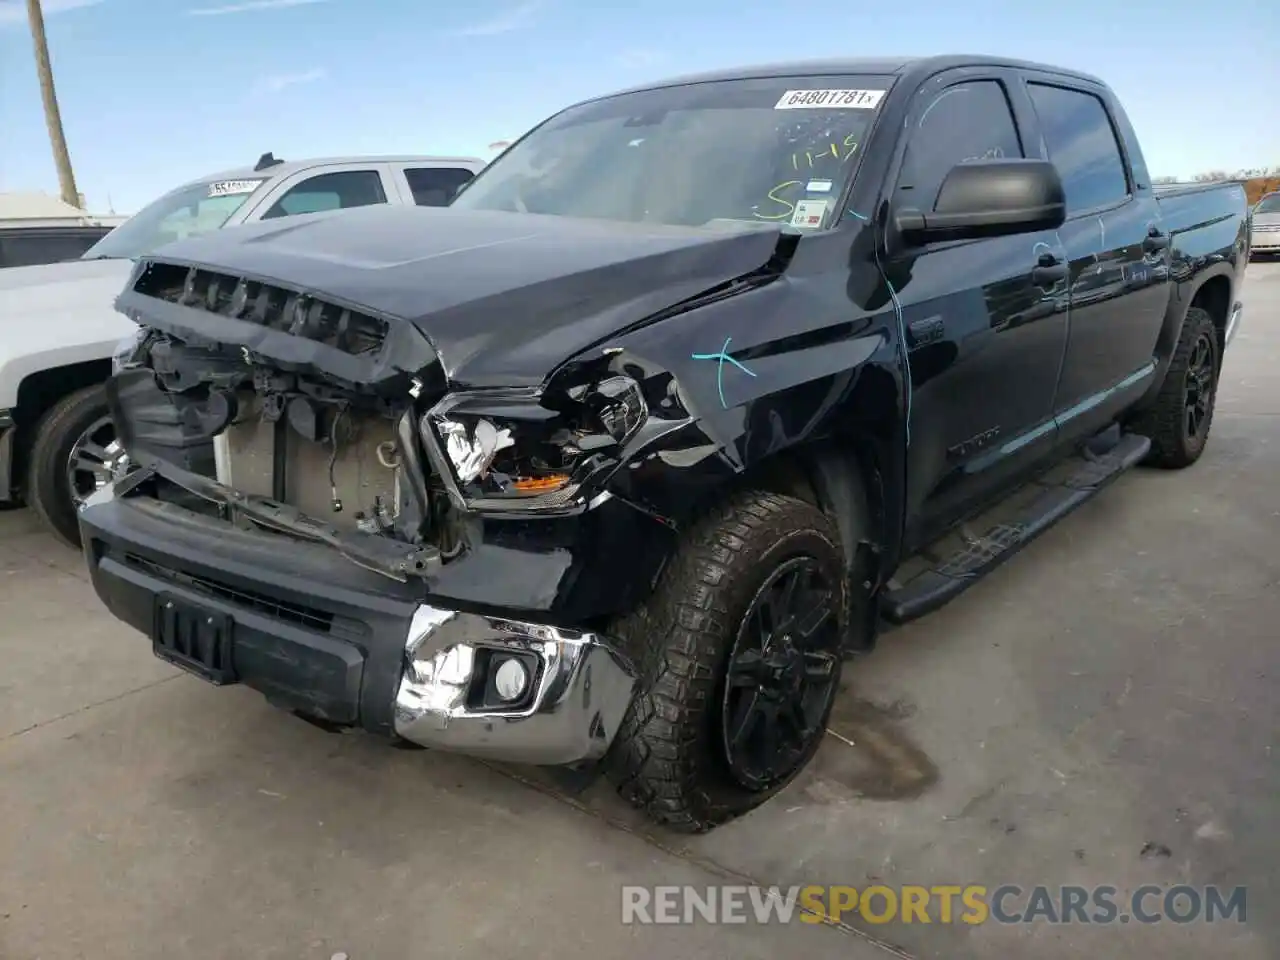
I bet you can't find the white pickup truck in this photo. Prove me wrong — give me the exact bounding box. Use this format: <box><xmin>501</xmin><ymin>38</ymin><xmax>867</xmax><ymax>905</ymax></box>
<box><xmin>0</xmin><ymin>152</ymin><xmax>486</xmax><ymax>546</ymax></box>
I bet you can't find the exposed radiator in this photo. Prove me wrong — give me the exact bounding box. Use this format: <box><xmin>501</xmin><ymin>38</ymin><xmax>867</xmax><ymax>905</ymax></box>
<box><xmin>213</xmin><ymin>405</ymin><xmax>400</xmax><ymax>534</ymax></box>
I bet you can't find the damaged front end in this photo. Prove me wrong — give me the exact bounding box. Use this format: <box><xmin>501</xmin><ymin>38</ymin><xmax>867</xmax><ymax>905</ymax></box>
<box><xmin>85</xmin><ymin>257</ymin><xmax>642</xmax><ymax>765</ymax></box>
<box><xmin>108</xmin><ymin>258</ymin><xmax>454</xmax><ymax>579</ymax></box>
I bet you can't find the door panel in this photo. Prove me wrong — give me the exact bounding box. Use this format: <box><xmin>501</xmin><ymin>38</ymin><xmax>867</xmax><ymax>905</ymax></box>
<box><xmin>887</xmin><ymin>73</ymin><xmax>1070</xmax><ymax>548</ymax></box>
<box><xmin>1055</xmin><ymin>206</ymin><xmax>1161</xmax><ymax>428</ymax></box>
<box><xmin>1023</xmin><ymin>81</ymin><xmax>1166</xmax><ymax>434</ymax></box>
<box><xmin>899</xmin><ymin>231</ymin><xmax>1070</xmax><ymax>547</ymax></box>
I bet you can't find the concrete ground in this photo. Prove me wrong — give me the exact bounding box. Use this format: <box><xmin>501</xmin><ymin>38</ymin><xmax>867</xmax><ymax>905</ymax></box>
<box><xmin>1</xmin><ymin>263</ymin><xmax>1277</xmax><ymax>960</ymax></box>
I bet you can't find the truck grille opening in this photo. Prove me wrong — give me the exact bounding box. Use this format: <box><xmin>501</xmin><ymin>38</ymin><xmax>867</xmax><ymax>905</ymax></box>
<box><xmin>134</xmin><ymin>260</ymin><xmax>388</xmax><ymax>356</ymax></box>
<box><xmin>217</xmin><ymin>401</ymin><xmax>401</xmax><ymax>537</ymax></box>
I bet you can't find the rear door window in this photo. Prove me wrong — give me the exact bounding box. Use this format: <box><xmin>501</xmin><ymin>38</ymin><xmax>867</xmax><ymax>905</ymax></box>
<box><xmin>403</xmin><ymin>166</ymin><xmax>476</xmax><ymax>206</ymax></box>
<box><xmin>261</xmin><ymin>170</ymin><xmax>388</xmax><ymax>219</ymax></box>
<box><xmin>1026</xmin><ymin>83</ymin><xmax>1129</xmax><ymax>215</ymax></box>
<box><xmin>898</xmin><ymin>80</ymin><xmax>1025</xmax><ymax>212</ymax></box>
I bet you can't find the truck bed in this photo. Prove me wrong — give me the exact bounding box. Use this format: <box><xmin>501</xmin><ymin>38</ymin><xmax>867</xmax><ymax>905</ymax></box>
<box><xmin>1155</xmin><ymin>180</ymin><xmax>1250</xmax><ymax>240</ymax></box>
<box><xmin>1153</xmin><ymin>180</ymin><xmax>1247</xmax><ymax>200</ymax></box>
<box><xmin>0</xmin><ymin>224</ymin><xmax>114</xmax><ymax>269</ymax></box>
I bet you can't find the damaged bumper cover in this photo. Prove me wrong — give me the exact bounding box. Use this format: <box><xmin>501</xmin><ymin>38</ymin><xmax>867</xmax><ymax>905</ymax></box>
<box><xmin>110</xmin><ymin>457</ymin><xmax>443</xmax><ymax>582</ymax></box>
<box><xmin>79</xmin><ymin>467</ymin><xmax>638</xmax><ymax>766</ymax></box>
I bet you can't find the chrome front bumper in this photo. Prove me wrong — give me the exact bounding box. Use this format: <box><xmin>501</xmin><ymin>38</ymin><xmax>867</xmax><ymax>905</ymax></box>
<box><xmin>1225</xmin><ymin>301</ymin><xmax>1243</xmax><ymax>348</ymax></box>
<box><xmin>393</xmin><ymin>606</ymin><xmax>638</xmax><ymax>765</ymax></box>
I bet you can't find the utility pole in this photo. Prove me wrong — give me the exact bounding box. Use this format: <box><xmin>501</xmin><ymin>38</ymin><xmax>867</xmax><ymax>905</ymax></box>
<box><xmin>25</xmin><ymin>0</ymin><xmax>80</xmax><ymax>208</ymax></box>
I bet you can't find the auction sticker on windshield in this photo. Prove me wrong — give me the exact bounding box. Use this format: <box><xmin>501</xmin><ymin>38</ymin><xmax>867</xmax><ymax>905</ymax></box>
<box><xmin>207</xmin><ymin>179</ymin><xmax>263</xmax><ymax>197</ymax></box>
<box><xmin>790</xmin><ymin>199</ymin><xmax>829</xmax><ymax>229</ymax></box>
<box><xmin>775</xmin><ymin>89</ymin><xmax>885</xmax><ymax>110</ymax></box>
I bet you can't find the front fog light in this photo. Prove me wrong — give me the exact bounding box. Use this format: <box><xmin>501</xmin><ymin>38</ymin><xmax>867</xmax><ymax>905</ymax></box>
<box><xmin>492</xmin><ymin>656</ymin><xmax>530</xmax><ymax>702</ymax></box>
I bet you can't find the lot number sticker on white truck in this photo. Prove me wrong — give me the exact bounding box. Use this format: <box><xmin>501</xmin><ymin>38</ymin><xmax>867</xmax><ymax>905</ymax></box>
<box><xmin>207</xmin><ymin>179</ymin><xmax>263</xmax><ymax>197</ymax></box>
<box><xmin>775</xmin><ymin>89</ymin><xmax>885</xmax><ymax>110</ymax></box>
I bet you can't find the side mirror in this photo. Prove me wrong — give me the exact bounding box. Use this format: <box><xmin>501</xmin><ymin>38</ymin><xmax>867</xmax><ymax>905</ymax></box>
<box><xmin>895</xmin><ymin>159</ymin><xmax>1066</xmax><ymax>246</ymax></box>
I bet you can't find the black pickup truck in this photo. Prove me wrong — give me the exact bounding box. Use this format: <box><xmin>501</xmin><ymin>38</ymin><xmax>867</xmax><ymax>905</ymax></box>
<box><xmin>82</xmin><ymin>55</ymin><xmax>1247</xmax><ymax>833</ymax></box>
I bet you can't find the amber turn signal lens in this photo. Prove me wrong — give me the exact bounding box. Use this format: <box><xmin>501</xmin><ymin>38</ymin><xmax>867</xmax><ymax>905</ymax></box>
<box><xmin>511</xmin><ymin>474</ymin><xmax>570</xmax><ymax>493</ymax></box>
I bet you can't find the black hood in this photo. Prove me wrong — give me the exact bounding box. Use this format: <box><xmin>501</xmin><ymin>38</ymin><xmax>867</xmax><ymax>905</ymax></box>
<box><xmin>132</xmin><ymin>205</ymin><xmax>784</xmax><ymax>389</ymax></box>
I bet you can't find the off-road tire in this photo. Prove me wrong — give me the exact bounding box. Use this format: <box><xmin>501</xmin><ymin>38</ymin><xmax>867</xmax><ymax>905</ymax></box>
<box><xmin>1132</xmin><ymin>307</ymin><xmax>1220</xmax><ymax>469</ymax></box>
<box><xmin>26</xmin><ymin>384</ymin><xmax>111</xmax><ymax>549</ymax></box>
<box><xmin>606</xmin><ymin>490</ymin><xmax>846</xmax><ymax>833</ymax></box>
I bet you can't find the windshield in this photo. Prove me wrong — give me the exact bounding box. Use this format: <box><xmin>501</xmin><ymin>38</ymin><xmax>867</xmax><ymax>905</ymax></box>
<box><xmin>452</xmin><ymin>75</ymin><xmax>893</xmax><ymax>232</ymax></box>
<box><xmin>1256</xmin><ymin>194</ymin><xmax>1280</xmax><ymax>214</ymax></box>
<box><xmin>82</xmin><ymin>177</ymin><xmax>265</xmax><ymax>260</ymax></box>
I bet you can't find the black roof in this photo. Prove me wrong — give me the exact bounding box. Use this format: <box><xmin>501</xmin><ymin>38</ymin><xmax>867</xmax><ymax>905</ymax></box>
<box><xmin>600</xmin><ymin>54</ymin><xmax>1105</xmax><ymax>100</ymax></box>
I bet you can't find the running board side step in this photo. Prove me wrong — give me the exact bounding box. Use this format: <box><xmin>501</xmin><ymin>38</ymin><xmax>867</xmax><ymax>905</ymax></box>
<box><xmin>881</xmin><ymin>432</ymin><xmax>1151</xmax><ymax>625</ymax></box>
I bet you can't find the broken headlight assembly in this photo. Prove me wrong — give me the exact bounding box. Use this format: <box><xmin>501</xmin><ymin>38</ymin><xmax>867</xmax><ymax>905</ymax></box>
<box><xmin>421</xmin><ymin>376</ymin><xmax>648</xmax><ymax>514</ymax></box>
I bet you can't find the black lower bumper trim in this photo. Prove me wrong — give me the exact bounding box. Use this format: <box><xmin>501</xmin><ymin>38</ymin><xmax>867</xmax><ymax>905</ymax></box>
<box><xmin>81</xmin><ymin>490</ymin><xmax>422</xmax><ymax>732</ymax></box>
<box><xmin>153</xmin><ymin>591</ymin><xmax>238</xmax><ymax>684</ymax></box>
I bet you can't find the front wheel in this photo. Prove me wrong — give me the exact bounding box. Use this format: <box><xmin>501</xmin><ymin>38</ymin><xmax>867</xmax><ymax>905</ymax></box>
<box><xmin>26</xmin><ymin>384</ymin><xmax>124</xmax><ymax>548</ymax></box>
<box><xmin>607</xmin><ymin>490</ymin><xmax>847</xmax><ymax>833</ymax></box>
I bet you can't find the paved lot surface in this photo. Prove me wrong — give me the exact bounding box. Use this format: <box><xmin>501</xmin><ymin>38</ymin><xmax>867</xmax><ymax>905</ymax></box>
<box><xmin>2</xmin><ymin>262</ymin><xmax>1277</xmax><ymax>960</ymax></box>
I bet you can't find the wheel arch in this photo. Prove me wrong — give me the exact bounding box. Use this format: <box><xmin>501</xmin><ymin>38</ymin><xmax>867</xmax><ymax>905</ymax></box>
<box><xmin>723</xmin><ymin>430</ymin><xmax>902</xmax><ymax>652</ymax></box>
<box><xmin>1132</xmin><ymin>264</ymin><xmax>1236</xmax><ymax>416</ymax></box>
<box><xmin>7</xmin><ymin>359</ymin><xmax>112</xmax><ymax>502</ymax></box>
<box><xmin>1187</xmin><ymin>273</ymin><xmax>1232</xmax><ymax>354</ymax></box>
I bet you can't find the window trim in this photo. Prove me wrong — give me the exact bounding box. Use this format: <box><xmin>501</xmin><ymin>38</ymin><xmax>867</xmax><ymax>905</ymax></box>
<box><xmin>882</xmin><ymin>68</ymin><xmax>1029</xmax><ymax>254</ymax></box>
<box><xmin>260</xmin><ymin>167</ymin><xmax>390</xmax><ymax>220</ymax></box>
<box><xmin>399</xmin><ymin>165</ymin><xmax>478</xmax><ymax>207</ymax></box>
<box><xmin>237</xmin><ymin>162</ymin><xmax>396</xmax><ymax>223</ymax></box>
<box><xmin>1019</xmin><ymin>76</ymin><xmax>1134</xmax><ymax>221</ymax></box>
<box><xmin>896</xmin><ymin>77</ymin><xmax>1026</xmax><ymax>195</ymax></box>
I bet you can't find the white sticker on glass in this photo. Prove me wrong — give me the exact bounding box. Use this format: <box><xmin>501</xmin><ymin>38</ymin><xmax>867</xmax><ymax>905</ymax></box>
<box><xmin>790</xmin><ymin>198</ymin><xmax>829</xmax><ymax>229</ymax></box>
<box><xmin>775</xmin><ymin>88</ymin><xmax>885</xmax><ymax>110</ymax></box>
<box><xmin>207</xmin><ymin>179</ymin><xmax>264</xmax><ymax>197</ymax></box>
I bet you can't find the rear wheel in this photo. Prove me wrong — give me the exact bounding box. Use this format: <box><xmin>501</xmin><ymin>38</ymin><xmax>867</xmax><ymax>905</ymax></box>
<box><xmin>607</xmin><ymin>490</ymin><xmax>847</xmax><ymax>832</ymax></box>
<box><xmin>26</xmin><ymin>384</ymin><xmax>124</xmax><ymax>548</ymax></box>
<box><xmin>1133</xmin><ymin>307</ymin><xmax>1220</xmax><ymax>469</ymax></box>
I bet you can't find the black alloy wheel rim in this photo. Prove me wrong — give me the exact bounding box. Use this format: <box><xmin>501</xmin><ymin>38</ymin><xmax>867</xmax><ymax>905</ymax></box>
<box><xmin>1184</xmin><ymin>332</ymin><xmax>1216</xmax><ymax>442</ymax></box>
<box><xmin>66</xmin><ymin>416</ymin><xmax>124</xmax><ymax>508</ymax></box>
<box><xmin>721</xmin><ymin>555</ymin><xmax>841</xmax><ymax>790</ymax></box>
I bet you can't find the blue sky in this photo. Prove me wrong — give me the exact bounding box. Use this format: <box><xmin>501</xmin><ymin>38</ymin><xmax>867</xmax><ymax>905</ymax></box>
<box><xmin>1</xmin><ymin>0</ymin><xmax>1276</xmax><ymax>213</ymax></box>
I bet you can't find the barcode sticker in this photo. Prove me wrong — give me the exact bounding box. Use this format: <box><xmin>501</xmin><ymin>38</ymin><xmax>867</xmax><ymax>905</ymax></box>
<box><xmin>775</xmin><ymin>88</ymin><xmax>885</xmax><ymax>110</ymax></box>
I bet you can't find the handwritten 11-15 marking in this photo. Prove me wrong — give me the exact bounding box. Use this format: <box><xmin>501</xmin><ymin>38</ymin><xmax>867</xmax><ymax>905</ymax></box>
<box><xmin>755</xmin><ymin>134</ymin><xmax>860</xmax><ymax>221</ymax></box>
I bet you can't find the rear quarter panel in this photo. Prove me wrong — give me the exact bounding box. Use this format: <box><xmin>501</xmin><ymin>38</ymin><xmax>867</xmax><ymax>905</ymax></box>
<box><xmin>1137</xmin><ymin>181</ymin><xmax>1248</xmax><ymax>410</ymax></box>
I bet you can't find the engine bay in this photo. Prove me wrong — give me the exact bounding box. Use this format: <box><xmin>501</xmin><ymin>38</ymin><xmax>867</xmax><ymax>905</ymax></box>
<box><xmin>111</xmin><ymin>330</ymin><xmax>464</xmax><ymax>576</ymax></box>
